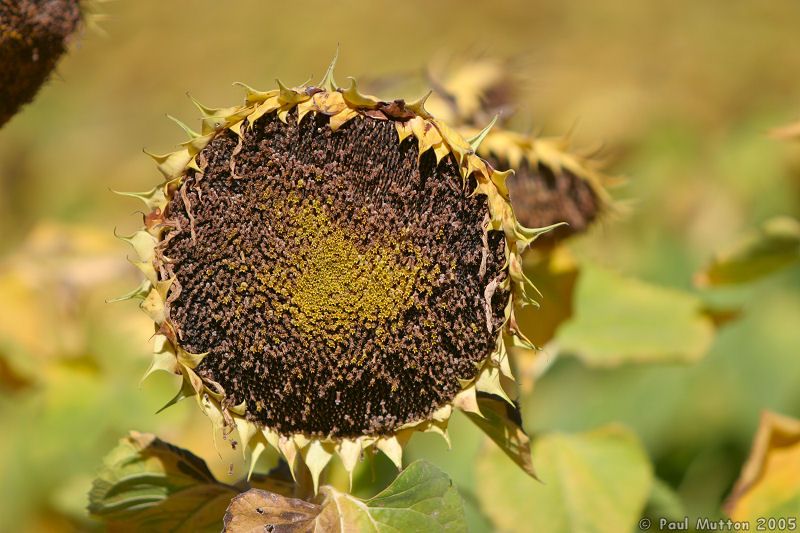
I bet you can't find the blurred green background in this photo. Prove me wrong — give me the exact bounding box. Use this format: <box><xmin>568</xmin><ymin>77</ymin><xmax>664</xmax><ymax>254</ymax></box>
<box><xmin>1</xmin><ymin>0</ymin><xmax>799</xmax><ymax>531</ymax></box>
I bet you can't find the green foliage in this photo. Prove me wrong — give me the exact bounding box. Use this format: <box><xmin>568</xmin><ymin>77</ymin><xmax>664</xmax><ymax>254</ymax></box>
<box><xmin>557</xmin><ymin>264</ymin><xmax>716</xmax><ymax>365</ymax></box>
<box><xmin>642</xmin><ymin>479</ymin><xmax>688</xmax><ymax>523</ymax></box>
<box><xmin>361</xmin><ymin>461</ymin><xmax>466</xmax><ymax>532</ymax></box>
<box><xmin>475</xmin><ymin>425</ymin><xmax>653</xmax><ymax>533</ymax></box>
<box><xmin>696</xmin><ymin>216</ymin><xmax>800</xmax><ymax>286</ymax></box>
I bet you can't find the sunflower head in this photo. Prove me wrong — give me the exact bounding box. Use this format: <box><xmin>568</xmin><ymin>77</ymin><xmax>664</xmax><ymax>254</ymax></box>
<box><xmin>469</xmin><ymin>127</ymin><xmax>615</xmax><ymax>248</ymax></box>
<box><xmin>118</xmin><ymin>56</ymin><xmax>547</xmax><ymax>491</ymax></box>
<box><xmin>0</xmin><ymin>0</ymin><xmax>84</xmax><ymax>126</ymax></box>
<box><xmin>425</xmin><ymin>54</ymin><xmax>521</xmax><ymax>127</ymax></box>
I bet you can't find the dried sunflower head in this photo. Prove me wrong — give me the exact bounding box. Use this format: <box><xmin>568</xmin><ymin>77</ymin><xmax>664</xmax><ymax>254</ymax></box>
<box><xmin>118</xmin><ymin>58</ymin><xmax>548</xmax><ymax>491</ymax></box>
<box><xmin>419</xmin><ymin>54</ymin><xmax>613</xmax><ymax>248</ymax></box>
<box><xmin>425</xmin><ymin>54</ymin><xmax>521</xmax><ymax>128</ymax></box>
<box><xmin>466</xmin><ymin>127</ymin><xmax>615</xmax><ymax>248</ymax></box>
<box><xmin>0</xmin><ymin>0</ymin><xmax>84</xmax><ymax>126</ymax></box>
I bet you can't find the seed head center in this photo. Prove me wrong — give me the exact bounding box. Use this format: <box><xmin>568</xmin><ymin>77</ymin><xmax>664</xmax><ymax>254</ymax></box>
<box><xmin>275</xmin><ymin>201</ymin><xmax>430</xmax><ymax>349</ymax></box>
<box><xmin>164</xmin><ymin>115</ymin><xmax>507</xmax><ymax>437</ymax></box>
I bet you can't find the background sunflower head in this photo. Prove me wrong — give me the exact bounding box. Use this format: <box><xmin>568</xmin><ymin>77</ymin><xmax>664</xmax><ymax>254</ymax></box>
<box><xmin>0</xmin><ymin>0</ymin><xmax>85</xmax><ymax>127</ymax></box>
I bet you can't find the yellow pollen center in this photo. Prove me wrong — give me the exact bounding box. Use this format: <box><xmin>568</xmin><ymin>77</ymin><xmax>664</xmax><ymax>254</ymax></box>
<box><xmin>269</xmin><ymin>198</ymin><xmax>433</xmax><ymax>348</ymax></box>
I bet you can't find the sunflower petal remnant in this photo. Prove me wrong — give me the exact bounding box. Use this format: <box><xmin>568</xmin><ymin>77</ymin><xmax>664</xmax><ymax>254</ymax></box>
<box><xmin>119</xmin><ymin>58</ymin><xmax>550</xmax><ymax>491</ymax></box>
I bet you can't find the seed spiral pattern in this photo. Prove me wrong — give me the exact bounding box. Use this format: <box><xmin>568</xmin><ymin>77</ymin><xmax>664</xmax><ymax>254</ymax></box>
<box><xmin>161</xmin><ymin>112</ymin><xmax>507</xmax><ymax>437</ymax></box>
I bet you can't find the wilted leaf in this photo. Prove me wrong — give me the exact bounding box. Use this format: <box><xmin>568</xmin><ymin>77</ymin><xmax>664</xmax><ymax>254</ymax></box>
<box><xmin>476</xmin><ymin>424</ymin><xmax>653</xmax><ymax>533</ymax></box>
<box><xmin>464</xmin><ymin>393</ymin><xmax>536</xmax><ymax>478</ymax></box>
<box><xmin>223</xmin><ymin>490</ymin><xmax>321</xmax><ymax>532</ymax></box>
<box><xmin>695</xmin><ymin>216</ymin><xmax>800</xmax><ymax>287</ymax></box>
<box><xmin>88</xmin><ymin>431</ymin><xmax>238</xmax><ymax>532</ymax></box>
<box><xmin>726</xmin><ymin>411</ymin><xmax>800</xmax><ymax>522</ymax></box>
<box><xmin>557</xmin><ymin>265</ymin><xmax>715</xmax><ymax>366</ymax></box>
<box><xmin>224</xmin><ymin>460</ymin><xmax>467</xmax><ymax>533</ymax></box>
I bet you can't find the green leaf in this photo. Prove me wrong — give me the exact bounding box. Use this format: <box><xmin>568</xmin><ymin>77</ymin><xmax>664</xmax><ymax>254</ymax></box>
<box><xmin>642</xmin><ymin>478</ymin><xmax>687</xmax><ymax>523</ymax></box>
<box><xmin>696</xmin><ymin>216</ymin><xmax>800</xmax><ymax>286</ymax></box>
<box><xmin>224</xmin><ymin>460</ymin><xmax>467</xmax><ymax>533</ymax></box>
<box><xmin>365</xmin><ymin>460</ymin><xmax>466</xmax><ymax>532</ymax></box>
<box><xmin>556</xmin><ymin>265</ymin><xmax>715</xmax><ymax>366</ymax></box>
<box><xmin>476</xmin><ymin>425</ymin><xmax>653</xmax><ymax>533</ymax></box>
<box><xmin>88</xmin><ymin>431</ymin><xmax>238</xmax><ymax>533</ymax></box>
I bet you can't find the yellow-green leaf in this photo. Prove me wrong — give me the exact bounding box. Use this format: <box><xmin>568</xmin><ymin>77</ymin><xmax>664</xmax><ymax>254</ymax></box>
<box><xmin>364</xmin><ymin>460</ymin><xmax>466</xmax><ymax>532</ymax></box>
<box><xmin>516</xmin><ymin>247</ymin><xmax>579</xmax><ymax>348</ymax></box>
<box><xmin>476</xmin><ymin>425</ymin><xmax>653</xmax><ymax>533</ymax></box>
<box><xmin>726</xmin><ymin>411</ymin><xmax>800</xmax><ymax>523</ymax></box>
<box><xmin>557</xmin><ymin>265</ymin><xmax>715</xmax><ymax>366</ymax></box>
<box><xmin>696</xmin><ymin>217</ymin><xmax>800</xmax><ymax>287</ymax></box>
<box><xmin>642</xmin><ymin>478</ymin><xmax>687</xmax><ymax>524</ymax></box>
